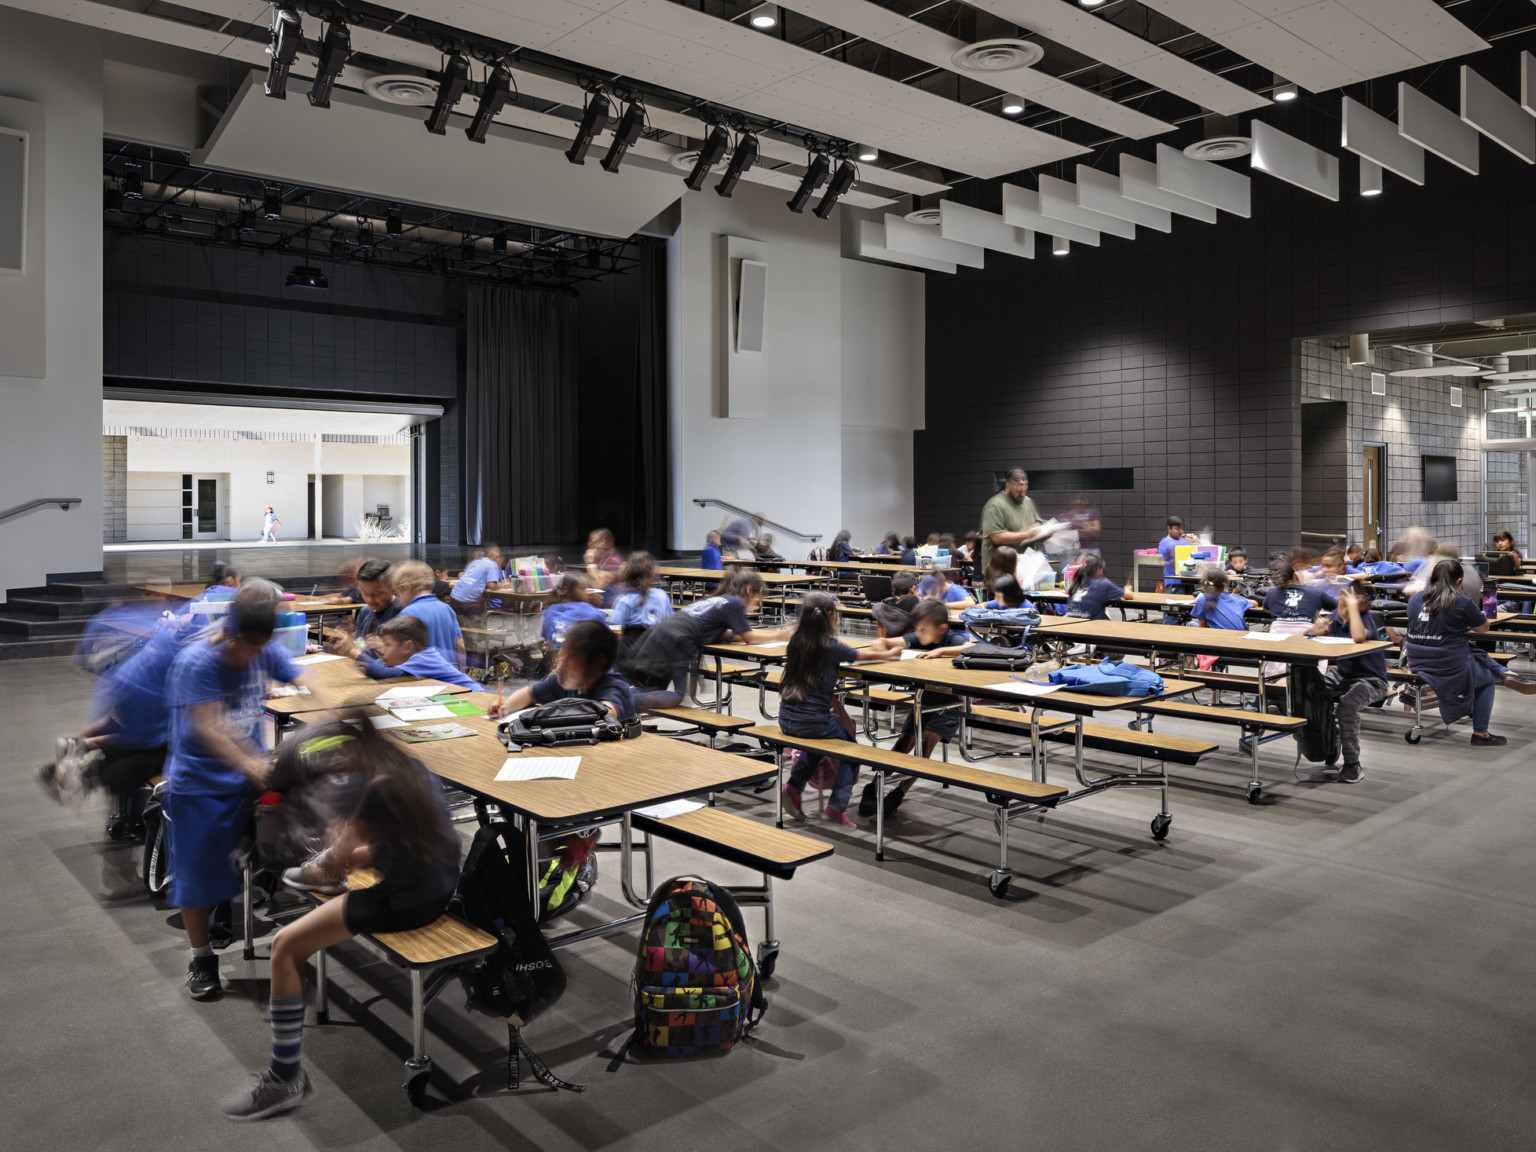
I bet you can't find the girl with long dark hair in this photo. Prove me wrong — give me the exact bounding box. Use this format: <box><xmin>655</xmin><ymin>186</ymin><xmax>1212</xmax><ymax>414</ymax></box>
<box><xmin>778</xmin><ymin>592</ymin><xmax>864</xmax><ymax>827</ymax></box>
<box><xmin>1064</xmin><ymin>553</ymin><xmax>1134</xmax><ymax>620</ymax></box>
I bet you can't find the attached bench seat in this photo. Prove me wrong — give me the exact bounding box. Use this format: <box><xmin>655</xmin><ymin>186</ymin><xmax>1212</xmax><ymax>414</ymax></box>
<box><xmin>306</xmin><ymin>869</ymin><xmax>498</xmax><ymax>1103</ymax></box>
<box><xmin>1134</xmin><ymin>700</ymin><xmax>1306</xmax><ymax>732</ymax></box>
<box><xmin>630</xmin><ymin>806</ymin><xmax>833</xmax><ymax>976</ymax></box>
<box><xmin>643</xmin><ymin>706</ymin><xmax>757</xmax><ymax>742</ymax></box>
<box><xmin>1040</xmin><ymin>722</ymin><xmax>1218</xmax><ymax>767</ymax></box>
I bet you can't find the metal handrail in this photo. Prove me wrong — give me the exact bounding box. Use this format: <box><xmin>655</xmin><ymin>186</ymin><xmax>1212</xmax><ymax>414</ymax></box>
<box><xmin>692</xmin><ymin>498</ymin><xmax>821</xmax><ymax>543</ymax></box>
<box><xmin>0</xmin><ymin>498</ymin><xmax>81</xmax><ymax>524</ymax></box>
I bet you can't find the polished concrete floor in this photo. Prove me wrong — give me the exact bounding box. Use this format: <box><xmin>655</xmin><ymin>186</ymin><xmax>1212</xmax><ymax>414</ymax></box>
<box><xmin>8</xmin><ymin>652</ymin><xmax>1536</xmax><ymax>1151</ymax></box>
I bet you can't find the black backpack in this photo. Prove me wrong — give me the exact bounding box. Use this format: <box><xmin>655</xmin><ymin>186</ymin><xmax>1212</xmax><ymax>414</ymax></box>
<box><xmin>498</xmin><ymin>699</ymin><xmax>639</xmax><ymax>751</ymax></box>
<box><xmin>1289</xmin><ymin>663</ymin><xmax>1340</xmax><ymax>765</ymax></box>
<box><xmin>951</xmin><ymin>641</ymin><xmax>1036</xmax><ymax>671</ymax></box>
<box><xmin>455</xmin><ymin>821</ymin><xmax>586</xmax><ymax>1092</ymax></box>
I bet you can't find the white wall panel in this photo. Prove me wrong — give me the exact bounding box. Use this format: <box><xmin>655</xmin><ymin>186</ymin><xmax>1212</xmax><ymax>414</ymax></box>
<box><xmin>938</xmin><ymin>201</ymin><xmax>1035</xmax><ymax>259</ymax></box>
<box><xmin>1461</xmin><ymin>66</ymin><xmax>1535</xmax><ymax>164</ymax></box>
<box><xmin>1039</xmin><ymin>176</ymin><xmax>1135</xmax><ymax>240</ymax></box>
<box><xmin>1341</xmin><ymin>95</ymin><xmax>1425</xmax><ymax>184</ymax></box>
<box><xmin>1120</xmin><ymin>153</ymin><xmax>1218</xmax><ymax>223</ymax></box>
<box><xmin>1399</xmin><ymin>82</ymin><xmax>1480</xmax><ymax>175</ymax></box>
<box><xmin>883</xmin><ymin>213</ymin><xmax>985</xmax><ymax>269</ymax></box>
<box><xmin>1155</xmin><ymin>143</ymin><xmax>1252</xmax><ymax>217</ymax></box>
<box><xmin>1075</xmin><ymin>165</ymin><xmax>1172</xmax><ymax>232</ymax></box>
<box><xmin>1251</xmin><ymin>120</ymin><xmax>1340</xmax><ymax>200</ymax></box>
<box><xmin>857</xmin><ymin>219</ymin><xmax>957</xmax><ymax>273</ymax></box>
<box><xmin>1001</xmin><ymin>184</ymin><xmax>1101</xmax><ymax>245</ymax></box>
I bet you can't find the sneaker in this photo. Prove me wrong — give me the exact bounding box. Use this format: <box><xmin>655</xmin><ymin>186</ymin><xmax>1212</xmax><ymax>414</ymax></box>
<box><xmin>881</xmin><ymin>788</ymin><xmax>905</xmax><ymax>819</ymax></box>
<box><xmin>1338</xmin><ymin>762</ymin><xmax>1363</xmax><ymax>784</ymax></box>
<box><xmin>54</xmin><ymin>737</ymin><xmax>87</xmax><ymax>799</ymax></box>
<box><xmin>822</xmin><ymin>805</ymin><xmax>857</xmax><ymax>828</ymax></box>
<box><xmin>281</xmin><ymin>859</ymin><xmax>348</xmax><ymax>896</ymax></box>
<box><xmin>208</xmin><ymin>902</ymin><xmax>235</xmax><ymax>952</ymax></box>
<box><xmin>187</xmin><ymin>954</ymin><xmax>221</xmax><ymax>1000</ymax></box>
<box><xmin>1471</xmin><ymin>732</ymin><xmax>1509</xmax><ymax>747</ymax></box>
<box><xmin>36</xmin><ymin>763</ymin><xmax>62</xmax><ymax>803</ymax></box>
<box><xmin>857</xmin><ymin>780</ymin><xmax>880</xmax><ymax>818</ymax></box>
<box><xmin>781</xmin><ymin>785</ymin><xmax>805</xmax><ymax>822</ymax></box>
<box><xmin>222</xmin><ymin>1068</ymin><xmax>311</xmax><ymax>1121</ymax></box>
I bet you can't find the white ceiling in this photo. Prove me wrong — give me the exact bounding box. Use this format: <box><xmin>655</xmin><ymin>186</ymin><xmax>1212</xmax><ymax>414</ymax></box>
<box><xmin>103</xmin><ymin>398</ymin><xmax>431</xmax><ymax>437</ymax></box>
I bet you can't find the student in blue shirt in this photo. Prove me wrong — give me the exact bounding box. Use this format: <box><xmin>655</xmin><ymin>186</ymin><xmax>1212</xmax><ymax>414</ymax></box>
<box><xmin>778</xmin><ymin>592</ymin><xmax>868</xmax><ymax>828</ymax></box>
<box><xmin>335</xmin><ymin>614</ymin><xmax>477</xmax><ymax>689</ymax></box>
<box><xmin>490</xmin><ymin>620</ymin><xmax>637</xmax><ymax>721</ymax></box>
<box><xmin>610</xmin><ymin>552</ymin><xmax>673</xmax><ymax>634</ymax></box>
<box><xmin>542</xmin><ymin>573</ymin><xmax>608</xmax><ymax>647</ymax></box>
<box><xmin>1190</xmin><ymin>571</ymin><xmax>1255</xmax><ymax>631</ymax></box>
<box><xmin>1159</xmin><ymin>516</ymin><xmax>1198</xmax><ymax>589</ymax></box>
<box><xmin>390</xmin><ymin>560</ymin><xmax>465</xmax><ymax>669</ymax></box>
<box><xmin>874</xmin><ymin>532</ymin><xmax>900</xmax><ymax>557</ymax></box>
<box><xmin>1064</xmin><ymin>554</ymin><xmax>1133</xmax><ymax>620</ymax></box>
<box><xmin>1304</xmin><ymin>583</ymin><xmax>1387</xmax><ymax>783</ymax></box>
<box><xmin>449</xmin><ymin>544</ymin><xmax>505</xmax><ymax>620</ymax></box>
<box><xmin>916</xmin><ymin>565</ymin><xmax>973</xmax><ymax>606</ymax></box>
<box><xmin>898</xmin><ymin>536</ymin><xmax>918</xmax><ymax>567</ymax></box>
<box><xmin>700</xmin><ymin>531</ymin><xmax>723</xmax><ymax>571</ymax></box>
<box><xmin>339</xmin><ymin>559</ymin><xmax>400</xmax><ymax>651</ymax></box>
<box><xmin>1263</xmin><ymin>558</ymin><xmax>1337</xmax><ymax>626</ymax></box>
<box><xmin>165</xmin><ymin>592</ymin><xmax>304</xmax><ymax>1000</ymax></box>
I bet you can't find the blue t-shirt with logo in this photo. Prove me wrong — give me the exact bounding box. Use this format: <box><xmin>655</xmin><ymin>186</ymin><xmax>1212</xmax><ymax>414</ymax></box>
<box><xmin>399</xmin><ymin>593</ymin><xmax>464</xmax><ymax>666</ymax></box>
<box><xmin>166</xmin><ymin>639</ymin><xmax>300</xmax><ymax>795</ymax></box>
<box><xmin>451</xmin><ymin>557</ymin><xmax>503</xmax><ymax>604</ymax></box>
<box><xmin>611</xmin><ymin>587</ymin><xmax>673</xmax><ymax>630</ymax></box>
<box><xmin>1065</xmin><ymin>578</ymin><xmax>1123</xmax><ymax>621</ymax></box>
<box><xmin>541</xmin><ymin>601</ymin><xmax>608</xmax><ymax>645</ymax></box>
<box><xmin>1190</xmin><ymin>591</ymin><xmax>1250</xmax><ymax>631</ymax></box>
<box><xmin>1263</xmin><ymin>584</ymin><xmax>1337</xmax><ymax>623</ymax></box>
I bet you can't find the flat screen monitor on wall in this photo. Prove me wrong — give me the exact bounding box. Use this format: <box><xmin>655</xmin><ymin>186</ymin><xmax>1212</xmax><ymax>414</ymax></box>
<box><xmin>1422</xmin><ymin>456</ymin><xmax>1458</xmax><ymax>502</ymax></box>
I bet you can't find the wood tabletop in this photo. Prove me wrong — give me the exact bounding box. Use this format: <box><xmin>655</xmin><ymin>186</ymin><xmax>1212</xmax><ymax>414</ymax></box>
<box><xmin>723</xmin><ymin>557</ymin><xmax>958</xmax><ymax>575</ymax></box>
<box><xmin>136</xmin><ymin>583</ymin><xmax>359</xmax><ymax>615</ymax></box>
<box><xmin>265</xmin><ymin>657</ymin><xmax>473</xmax><ymax>716</ymax></box>
<box><xmin>394</xmin><ymin>693</ymin><xmax>782</xmax><ymax>824</ymax></box>
<box><xmin>1031</xmin><ymin>618</ymin><xmax>1391</xmax><ymax>662</ymax></box>
<box><xmin>702</xmin><ymin>637</ymin><xmax>880</xmax><ymax>664</ymax></box>
<box><xmin>848</xmin><ymin>660</ymin><xmax>1204</xmax><ymax>716</ymax></box>
<box><xmin>657</xmin><ymin>566</ymin><xmax>726</xmax><ymax>580</ymax></box>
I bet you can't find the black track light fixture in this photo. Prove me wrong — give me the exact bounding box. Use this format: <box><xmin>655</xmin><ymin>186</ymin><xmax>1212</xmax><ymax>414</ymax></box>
<box><xmin>104</xmin><ymin>184</ymin><xmax>123</xmax><ymax>213</ymax></box>
<box><xmin>308</xmin><ymin>21</ymin><xmax>350</xmax><ymax>108</ymax></box>
<box><xmin>787</xmin><ymin>152</ymin><xmax>830</xmax><ymax>213</ymax></box>
<box><xmin>492</xmin><ymin>230</ymin><xmax>507</xmax><ymax>254</ymax></box>
<box><xmin>584</xmin><ymin>238</ymin><xmax>602</xmax><ymax>269</ymax></box>
<box><xmin>262</xmin><ymin>188</ymin><xmax>283</xmax><ymax>219</ymax></box>
<box><xmin>356</xmin><ymin>219</ymin><xmax>375</xmax><ymax>251</ymax></box>
<box><xmin>460</xmin><ymin>234</ymin><xmax>475</xmax><ymax>263</ymax></box>
<box><xmin>566</xmin><ymin>91</ymin><xmax>612</xmax><ymax>165</ymax></box>
<box><xmin>715</xmin><ymin>132</ymin><xmax>758</xmax><ymax>197</ymax></box>
<box><xmin>685</xmin><ymin>126</ymin><xmax>729</xmax><ymax>191</ymax></box>
<box><xmin>263</xmin><ymin>7</ymin><xmax>302</xmax><ymax>99</ymax></box>
<box><xmin>236</xmin><ymin>208</ymin><xmax>257</xmax><ymax>234</ymax></box>
<box><xmin>425</xmin><ymin>55</ymin><xmax>470</xmax><ymax>135</ymax></box>
<box><xmin>385</xmin><ymin>207</ymin><xmax>402</xmax><ymax>238</ymax></box>
<box><xmin>813</xmin><ymin>159</ymin><xmax>856</xmax><ymax>219</ymax></box>
<box><xmin>466</xmin><ymin>64</ymin><xmax>513</xmax><ymax>143</ymax></box>
<box><xmin>122</xmin><ymin>166</ymin><xmax>143</xmax><ymax>199</ymax></box>
<box><xmin>601</xmin><ymin>100</ymin><xmax>646</xmax><ymax>173</ymax></box>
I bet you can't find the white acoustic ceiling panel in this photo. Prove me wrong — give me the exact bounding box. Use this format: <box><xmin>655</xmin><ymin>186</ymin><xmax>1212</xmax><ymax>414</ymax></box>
<box><xmin>1138</xmin><ymin>0</ymin><xmax>1487</xmax><ymax>94</ymax></box>
<box><xmin>1075</xmin><ymin>165</ymin><xmax>1172</xmax><ymax>232</ymax></box>
<box><xmin>938</xmin><ymin>200</ymin><xmax>1035</xmax><ymax>259</ymax></box>
<box><xmin>1251</xmin><ymin>120</ymin><xmax>1340</xmax><ymax>201</ymax></box>
<box><xmin>858</xmin><ymin>219</ymin><xmax>956</xmax><ymax>273</ymax></box>
<box><xmin>1039</xmin><ymin>175</ymin><xmax>1136</xmax><ymax>240</ymax></box>
<box><xmin>968</xmin><ymin>0</ymin><xmax>1270</xmax><ymax>115</ymax></box>
<box><xmin>1155</xmin><ymin>143</ymin><xmax>1252</xmax><ymax>217</ymax></box>
<box><xmin>1119</xmin><ymin>153</ymin><xmax>1217</xmax><ymax>223</ymax></box>
<box><xmin>1524</xmin><ymin>52</ymin><xmax>1536</xmax><ymax>119</ymax></box>
<box><xmin>883</xmin><ymin>213</ymin><xmax>986</xmax><ymax>269</ymax></box>
<box><xmin>1001</xmin><ymin>184</ymin><xmax>1101</xmax><ymax>245</ymax></box>
<box><xmin>1461</xmin><ymin>66</ymin><xmax>1536</xmax><ymax>164</ymax></box>
<box><xmin>1341</xmin><ymin>96</ymin><xmax>1425</xmax><ymax>185</ymax></box>
<box><xmin>195</xmin><ymin>75</ymin><xmax>684</xmax><ymax>238</ymax></box>
<box><xmin>1399</xmin><ymin>82</ymin><xmax>1480</xmax><ymax>175</ymax></box>
<box><xmin>783</xmin><ymin>0</ymin><xmax>1173</xmax><ymax>139</ymax></box>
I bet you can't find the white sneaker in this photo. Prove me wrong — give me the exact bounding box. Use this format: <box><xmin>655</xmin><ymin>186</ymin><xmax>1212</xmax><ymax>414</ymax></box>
<box><xmin>222</xmin><ymin>1068</ymin><xmax>311</xmax><ymax>1120</ymax></box>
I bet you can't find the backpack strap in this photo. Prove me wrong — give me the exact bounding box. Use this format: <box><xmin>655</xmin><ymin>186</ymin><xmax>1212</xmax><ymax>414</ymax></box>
<box><xmin>509</xmin><ymin>1024</ymin><xmax>587</xmax><ymax>1093</ymax></box>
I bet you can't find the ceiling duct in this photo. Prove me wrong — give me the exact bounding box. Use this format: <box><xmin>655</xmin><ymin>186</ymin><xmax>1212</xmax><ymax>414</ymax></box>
<box><xmin>951</xmin><ymin>40</ymin><xmax>1045</xmax><ymax>74</ymax></box>
<box><xmin>361</xmin><ymin>73</ymin><xmax>437</xmax><ymax>107</ymax></box>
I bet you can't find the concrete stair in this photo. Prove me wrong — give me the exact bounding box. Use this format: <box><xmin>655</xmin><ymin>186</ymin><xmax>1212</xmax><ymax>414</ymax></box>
<box><xmin>0</xmin><ymin>582</ymin><xmax>161</xmax><ymax>660</ymax></box>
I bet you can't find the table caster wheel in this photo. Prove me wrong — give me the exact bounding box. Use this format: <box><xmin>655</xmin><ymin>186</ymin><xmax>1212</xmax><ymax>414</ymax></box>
<box><xmin>1405</xmin><ymin>730</ymin><xmax>1421</xmax><ymax>745</ymax></box>
<box><xmin>988</xmin><ymin>869</ymin><xmax>1012</xmax><ymax>898</ymax></box>
<box><xmin>403</xmin><ymin>1067</ymin><xmax>431</xmax><ymax>1108</ymax></box>
<box><xmin>757</xmin><ymin>941</ymin><xmax>780</xmax><ymax>980</ymax></box>
<box><xmin>1127</xmin><ymin>718</ymin><xmax>1142</xmax><ymax>732</ymax></box>
<box><xmin>1247</xmin><ymin>783</ymin><xmax>1263</xmax><ymax>805</ymax></box>
<box><xmin>1150</xmin><ymin>814</ymin><xmax>1172</xmax><ymax>840</ymax></box>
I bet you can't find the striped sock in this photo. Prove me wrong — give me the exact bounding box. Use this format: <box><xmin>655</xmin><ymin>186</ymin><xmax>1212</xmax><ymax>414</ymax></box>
<box><xmin>268</xmin><ymin>994</ymin><xmax>306</xmax><ymax>1082</ymax></box>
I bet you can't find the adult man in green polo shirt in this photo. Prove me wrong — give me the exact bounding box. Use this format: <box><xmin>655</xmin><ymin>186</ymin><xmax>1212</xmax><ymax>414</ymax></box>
<box><xmin>979</xmin><ymin>468</ymin><xmax>1051</xmax><ymax>573</ymax></box>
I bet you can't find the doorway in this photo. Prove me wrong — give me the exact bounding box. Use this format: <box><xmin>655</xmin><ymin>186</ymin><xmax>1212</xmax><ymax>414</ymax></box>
<box><xmin>191</xmin><ymin>475</ymin><xmax>221</xmax><ymax>539</ymax></box>
<box><xmin>1362</xmin><ymin>443</ymin><xmax>1386</xmax><ymax>552</ymax></box>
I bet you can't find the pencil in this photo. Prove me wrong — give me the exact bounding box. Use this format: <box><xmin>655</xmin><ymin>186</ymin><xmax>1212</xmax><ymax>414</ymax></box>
<box><xmin>497</xmin><ymin>678</ymin><xmax>505</xmax><ymax>715</ymax></box>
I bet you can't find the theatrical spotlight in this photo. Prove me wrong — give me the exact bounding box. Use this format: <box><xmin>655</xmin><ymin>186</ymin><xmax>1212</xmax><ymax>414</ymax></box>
<box><xmin>424</xmin><ymin>55</ymin><xmax>470</xmax><ymax>135</ymax></box>
<box><xmin>601</xmin><ymin>100</ymin><xmax>646</xmax><ymax>173</ymax></box>
<box><xmin>585</xmin><ymin>238</ymin><xmax>602</xmax><ymax>269</ymax></box>
<box><xmin>262</xmin><ymin>189</ymin><xmax>283</xmax><ymax>219</ymax></box>
<box><xmin>308</xmin><ymin>21</ymin><xmax>350</xmax><ymax>108</ymax></box>
<box><xmin>715</xmin><ymin>133</ymin><xmax>758</xmax><ymax>197</ymax></box>
<box><xmin>355</xmin><ymin>219</ymin><xmax>375</xmax><ymax>251</ymax></box>
<box><xmin>122</xmin><ymin>167</ymin><xmax>143</xmax><ymax>199</ymax></box>
<box><xmin>263</xmin><ymin>7</ymin><xmax>302</xmax><ymax>99</ymax></box>
<box><xmin>685</xmin><ymin>125</ymin><xmax>730</xmax><ymax>192</ymax></box>
<box><xmin>385</xmin><ymin>207</ymin><xmax>403</xmax><ymax>238</ymax></box>
<box><xmin>787</xmin><ymin>152</ymin><xmax>830</xmax><ymax>213</ymax></box>
<box><xmin>566</xmin><ymin>91</ymin><xmax>612</xmax><ymax>164</ymax></box>
<box><xmin>812</xmin><ymin>159</ymin><xmax>856</xmax><ymax>218</ymax></box>
<box><xmin>466</xmin><ymin>64</ymin><xmax>513</xmax><ymax>143</ymax></box>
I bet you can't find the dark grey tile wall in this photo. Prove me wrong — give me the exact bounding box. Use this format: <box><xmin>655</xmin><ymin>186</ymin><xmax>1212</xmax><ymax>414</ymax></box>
<box><xmin>920</xmin><ymin>92</ymin><xmax>1536</xmax><ymax>568</ymax></box>
<box><xmin>1301</xmin><ymin>400</ymin><xmax>1348</xmax><ymax>539</ymax></box>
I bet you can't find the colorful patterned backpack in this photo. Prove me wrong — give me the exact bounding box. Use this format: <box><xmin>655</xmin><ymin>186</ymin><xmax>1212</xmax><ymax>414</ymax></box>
<box><xmin>619</xmin><ymin>876</ymin><xmax>766</xmax><ymax>1060</ymax></box>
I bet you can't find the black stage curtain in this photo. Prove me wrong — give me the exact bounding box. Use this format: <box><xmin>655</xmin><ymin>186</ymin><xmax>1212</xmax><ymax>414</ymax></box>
<box><xmin>463</xmin><ymin>286</ymin><xmax>578</xmax><ymax>546</ymax></box>
<box><xmin>630</xmin><ymin>237</ymin><xmax>670</xmax><ymax>552</ymax></box>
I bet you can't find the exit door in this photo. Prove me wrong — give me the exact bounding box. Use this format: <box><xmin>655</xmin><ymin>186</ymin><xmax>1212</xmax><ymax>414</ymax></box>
<box><xmin>1362</xmin><ymin>444</ymin><xmax>1385</xmax><ymax>552</ymax></box>
<box><xmin>192</xmin><ymin>475</ymin><xmax>220</xmax><ymax>539</ymax></box>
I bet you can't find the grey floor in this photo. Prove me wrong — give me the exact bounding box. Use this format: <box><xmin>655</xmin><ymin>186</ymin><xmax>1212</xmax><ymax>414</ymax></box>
<box><xmin>7</xmin><ymin>652</ymin><xmax>1536</xmax><ymax>1151</ymax></box>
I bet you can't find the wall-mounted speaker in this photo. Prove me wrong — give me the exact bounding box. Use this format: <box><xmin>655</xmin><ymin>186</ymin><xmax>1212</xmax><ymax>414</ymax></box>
<box><xmin>736</xmin><ymin>258</ymin><xmax>767</xmax><ymax>353</ymax></box>
<box><xmin>0</xmin><ymin>128</ymin><xmax>26</xmax><ymax>274</ymax></box>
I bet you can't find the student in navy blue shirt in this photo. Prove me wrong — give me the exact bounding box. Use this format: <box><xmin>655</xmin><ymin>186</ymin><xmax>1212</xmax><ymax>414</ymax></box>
<box><xmin>541</xmin><ymin>573</ymin><xmax>608</xmax><ymax>647</ymax></box>
<box><xmin>916</xmin><ymin>565</ymin><xmax>972</xmax><ymax>607</ymax></box>
<box><xmin>1190</xmin><ymin>571</ymin><xmax>1254</xmax><ymax>631</ymax></box>
<box><xmin>874</xmin><ymin>532</ymin><xmax>901</xmax><ymax>557</ymax></box>
<box><xmin>449</xmin><ymin>544</ymin><xmax>505</xmax><ymax>619</ymax></box>
<box><xmin>779</xmin><ymin>593</ymin><xmax>864</xmax><ymax>827</ymax></box>
<box><xmin>898</xmin><ymin>536</ymin><xmax>918</xmax><ymax>567</ymax></box>
<box><xmin>1305</xmin><ymin>583</ymin><xmax>1386</xmax><ymax>782</ymax></box>
<box><xmin>1064</xmin><ymin>553</ymin><xmax>1133</xmax><ymax>620</ymax></box>
<box><xmin>337</xmin><ymin>614</ymin><xmax>477</xmax><ymax>689</ymax></box>
<box><xmin>490</xmin><ymin>621</ymin><xmax>637</xmax><ymax>722</ymax></box>
<box><xmin>1263</xmin><ymin>559</ymin><xmax>1337</xmax><ymax>627</ymax></box>
<box><xmin>700</xmin><ymin>530</ymin><xmax>723</xmax><ymax>571</ymax></box>
<box><xmin>345</xmin><ymin>559</ymin><xmax>400</xmax><ymax>649</ymax></box>
<box><xmin>390</xmin><ymin>560</ymin><xmax>465</xmax><ymax>669</ymax></box>
<box><xmin>1158</xmin><ymin>516</ymin><xmax>1198</xmax><ymax>589</ymax></box>
<box><xmin>165</xmin><ymin>592</ymin><xmax>304</xmax><ymax>1000</ymax></box>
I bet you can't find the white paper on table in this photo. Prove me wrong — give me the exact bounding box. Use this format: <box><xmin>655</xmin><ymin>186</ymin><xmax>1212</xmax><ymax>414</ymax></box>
<box><xmin>751</xmin><ymin>641</ymin><xmax>788</xmax><ymax>648</ymax></box>
<box><xmin>633</xmin><ymin>799</ymin><xmax>704</xmax><ymax>820</ymax></box>
<box><xmin>982</xmin><ymin>681</ymin><xmax>1063</xmax><ymax>697</ymax></box>
<box><xmin>1309</xmin><ymin>636</ymin><xmax>1358</xmax><ymax>645</ymax></box>
<box><xmin>376</xmin><ymin>686</ymin><xmax>428</xmax><ymax>702</ymax></box>
<box><xmin>495</xmin><ymin>756</ymin><xmax>580</xmax><ymax>782</ymax></box>
<box><xmin>293</xmin><ymin>653</ymin><xmax>345</xmax><ymax>665</ymax></box>
<box><xmin>268</xmin><ymin>684</ymin><xmax>310</xmax><ymax>697</ymax></box>
<box><xmin>898</xmin><ymin>648</ymin><xmax>923</xmax><ymax>660</ymax></box>
<box><xmin>389</xmin><ymin>704</ymin><xmax>454</xmax><ymax>721</ymax></box>
<box><xmin>1242</xmin><ymin>632</ymin><xmax>1288</xmax><ymax>641</ymax></box>
<box><xmin>369</xmin><ymin>714</ymin><xmax>410</xmax><ymax>729</ymax></box>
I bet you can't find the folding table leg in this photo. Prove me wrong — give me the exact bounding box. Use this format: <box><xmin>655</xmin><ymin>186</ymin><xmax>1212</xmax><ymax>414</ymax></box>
<box><xmin>874</xmin><ymin>769</ymin><xmax>886</xmax><ymax>862</ymax></box>
<box><xmin>243</xmin><ymin>862</ymin><xmax>256</xmax><ymax>961</ymax></box>
<box><xmin>402</xmin><ymin>968</ymin><xmax>432</xmax><ymax>1100</ymax></box>
<box><xmin>315</xmin><ymin>948</ymin><xmax>329</xmax><ymax>1024</ymax></box>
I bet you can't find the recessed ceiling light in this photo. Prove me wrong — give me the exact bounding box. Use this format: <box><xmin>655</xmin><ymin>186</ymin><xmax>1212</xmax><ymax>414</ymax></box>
<box><xmin>1079</xmin><ymin>0</ymin><xmax>1106</xmax><ymax>7</ymax></box>
<box><xmin>1052</xmin><ymin>236</ymin><xmax>1070</xmax><ymax>256</ymax></box>
<box><xmin>1001</xmin><ymin>100</ymin><xmax>1025</xmax><ymax>116</ymax></box>
<box><xmin>1360</xmin><ymin>158</ymin><xmax>1383</xmax><ymax>196</ymax></box>
<box><xmin>747</xmin><ymin>2</ymin><xmax>778</xmax><ymax>29</ymax></box>
<box><xmin>1388</xmin><ymin>365</ymin><xmax>1484</xmax><ymax>378</ymax></box>
<box><xmin>1273</xmin><ymin>83</ymin><xmax>1299</xmax><ymax>102</ymax></box>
